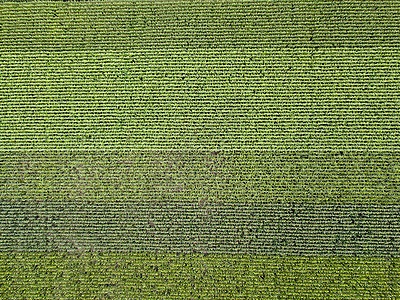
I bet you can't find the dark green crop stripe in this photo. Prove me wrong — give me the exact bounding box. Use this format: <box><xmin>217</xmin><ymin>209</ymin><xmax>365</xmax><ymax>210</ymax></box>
<box><xmin>0</xmin><ymin>1</ymin><xmax>399</xmax><ymax>50</ymax></box>
<box><xmin>0</xmin><ymin>253</ymin><xmax>398</xmax><ymax>299</ymax></box>
<box><xmin>0</xmin><ymin>150</ymin><xmax>399</xmax><ymax>204</ymax></box>
<box><xmin>0</xmin><ymin>199</ymin><xmax>399</xmax><ymax>255</ymax></box>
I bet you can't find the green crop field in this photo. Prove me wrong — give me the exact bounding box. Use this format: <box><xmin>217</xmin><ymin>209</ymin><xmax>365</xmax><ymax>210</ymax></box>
<box><xmin>1</xmin><ymin>0</ymin><xmax>400</xmax><ymax>298</ymax></box>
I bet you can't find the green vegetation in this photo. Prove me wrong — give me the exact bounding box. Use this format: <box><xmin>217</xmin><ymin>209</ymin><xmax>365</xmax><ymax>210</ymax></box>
<box><xmin>0</xmin><ymin>1</ymin><xmax>399</xmax><ymax>150</ymax></box>
<box><xmin>0</xmin><ymin>48</ymin><xmax>399</xmax><ymax>150</ymax></box>
<box><xmin>0</xmin><ymin>252</ymin><xmax>398</xmax><ymax>299</ymax></box>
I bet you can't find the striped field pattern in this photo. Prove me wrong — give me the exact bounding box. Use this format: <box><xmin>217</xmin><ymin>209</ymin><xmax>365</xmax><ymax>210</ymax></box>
<box><xmin>1</xmin><ymin>0</ymin><xmax>400</xmax><ymax>298</ymax></box>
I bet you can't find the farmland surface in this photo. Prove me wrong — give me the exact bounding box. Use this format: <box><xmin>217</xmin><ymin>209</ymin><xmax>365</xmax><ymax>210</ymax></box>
<box><xmin>1</xmin><ymin>0</ymin><xmax>400</xmax><ymax>298</ymax></box>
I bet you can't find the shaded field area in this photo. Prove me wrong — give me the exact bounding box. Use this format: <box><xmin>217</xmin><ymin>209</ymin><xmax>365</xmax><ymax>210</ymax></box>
<box><xmin>0</xmin><ymin>253</ymin><xmax>398</xmax><ymax>299</ymax></box>
<box><xmin>0</xmin><ymin>0</ymin><xmax>399</xmax><ymax>50</ymax></box>
<box><xmin>1</xmin><ymin>150</ymin><xmax>399</xmax><ymax>204</ymax></box>
<box><xmin>0</xmin><ymin>200</ymin><xmax>400</xmax><ymax>255</ymax></box>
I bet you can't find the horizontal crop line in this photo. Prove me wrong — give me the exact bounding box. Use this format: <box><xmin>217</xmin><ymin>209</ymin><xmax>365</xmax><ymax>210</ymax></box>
<box><xmin>1</xmin><ymin>46</ymin><xmax>399</xmax><ymax>54</ymax></box>
<box><xmin>0</xmin><ymin>149</ymin><xmax>399</xmax><ymax>152</ymax></box>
